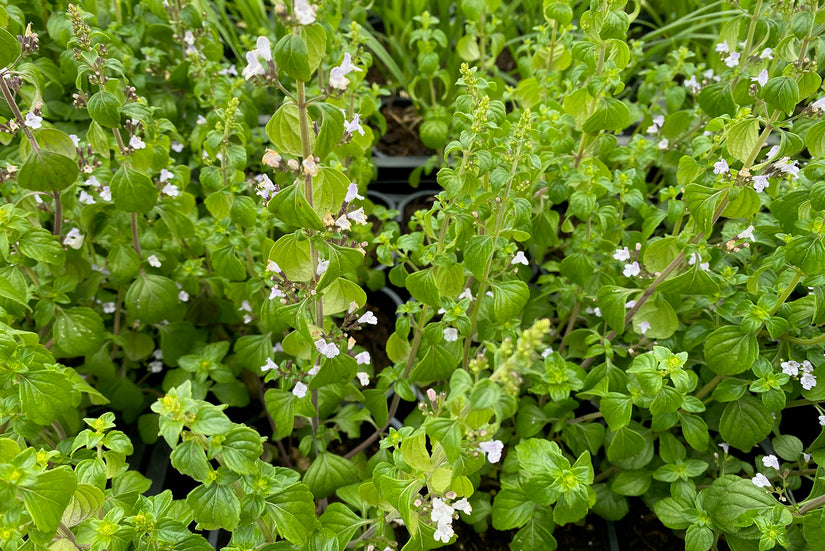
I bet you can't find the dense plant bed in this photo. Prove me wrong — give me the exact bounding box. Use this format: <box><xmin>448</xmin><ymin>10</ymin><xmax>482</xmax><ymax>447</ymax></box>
<box><xmin>4</xmin><ymin>0</ymin><xmax>825</xmax><ymax>550</ymax></box>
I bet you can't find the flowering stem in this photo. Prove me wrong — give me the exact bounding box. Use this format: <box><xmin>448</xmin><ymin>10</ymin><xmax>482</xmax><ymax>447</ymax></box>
<box><xmin>695</xmin><ymin>373</ymin><xmax>723</xmax><ymax>400</ymax></box>
<box><xmin>52</xmin><ymin>192</ymin><xmax>62</xmax><ymax>237</ymax></box>
<box><xmin>0</xmin><ymin>73</ymin><xmax>41</xmax><ymax>159</ymax></box>
<box><xmin>782</xmin><ymin>333</ymin><xmax>825</xmax><ymax>346</ymax></box>
<box><xmin>131</xmin><ymin>213</ymin><xmax>142</xmax><ymax>258</ymax></box>
<box><xmin>739</xmin><ymin>0</ymin><xmax>763</xmax><ymax>67</ymax></box>
<box><xmin>768</xmin><ymin>268</ymin><xmax>802</xmax><ymax>317</ymax></box>
<box><xmin>743</xmin><ymin>109</ymin><xmax>780</xmax><ymax>170</ymax></box>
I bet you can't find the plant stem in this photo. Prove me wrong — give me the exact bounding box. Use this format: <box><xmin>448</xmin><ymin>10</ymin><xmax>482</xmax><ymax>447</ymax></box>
<box><xmin>0</xmin><ymin>73</ymin><xmax>41</xmax><ymax>158</ymax></box>
<box><xmin>768</xmin><ymin>268</ymin><xmax>802</xmax><ymax>317</ymax></box>
<box><xmin>557</xmin><ymin>299</ymin><xmax>581</xmax><ymax>355</ymax></box>
<box><xmin>799</xmin><ymin>493</ymin><xmax>825</xmax><ymax>515</ymax></box>
<box><xmin>131</xmin><ymin>213</ymin><xmax>142</xmax><ymax>258</ymax></box>
<box><xmin>782</xmin><ymin>333</ymin><xmax>825</xmax><ymax>345</ymax></box>
<box><xmin>695</xmin><ymin>373</ymin><xmax>722</xmax><ymax>400</ymax></box>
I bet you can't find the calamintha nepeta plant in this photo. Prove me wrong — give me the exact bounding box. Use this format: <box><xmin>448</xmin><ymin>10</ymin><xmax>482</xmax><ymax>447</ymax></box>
<box><xmin>4</xmin><ymin>0</ymin><xmax>825</xmax><ymax>550</ymax></box>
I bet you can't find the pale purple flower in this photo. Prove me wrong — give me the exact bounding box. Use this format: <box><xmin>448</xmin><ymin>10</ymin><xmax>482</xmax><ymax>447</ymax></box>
<box><xmin>196</xmin><ymin>115</ymin><xmax>207</xmax><ymax>125</ymax></box>
<box><xmin>751</xmin><ymin>473</ymin><xmax>771</xmax><ymax>488</ymax></box>
<box><xmin>433</xmin><ymin>523</ymin><xmax>454</xmax><ymax>544</ymax></box>
<box><xmin>752</xmin><ymin>69</ymin><xmax>768</xmax><ymax>87</ymax></box>
<box><xmin>718</xmin><ymin>442</ymin><xmax>729</xmax><ymax>454</ymax></box>
<box><xmin>153</xmin><ymin>349</ymin><xmax>163</xmax><ymax>360</ymax></box>
<box><xmin>443</xmin><ymin>327</ymin><xmax>458</xmax><ymax>342</ymax></box>
<box><xmin>453</xmin><ymin>498</ymin><xmax>472</xmax><ymax>515</ymax></box>
<box><xmin>255</xmin><ymin>174</ymin><xmax>277</xmax><ymax>200</ymax></box>
<box><xmin>345</xmin><ymin>183</ymin><xmax>364</xmax><ymax>202</ymax></box>
<box><xmin>356</xmin><ymin>372</ymin><xmax>369</xmax><ymax>386</ymax></box>
<box><xmin>178</xmin><ymin>290</ymin><xmax>189</xmax><ymax>302</ymax></box>
<box><xmin>316</xmin><ymin>259</ymin><xmax>329</xmax><ymax>276</ymax></box>
<box><xmin>266</xmin><ymin>260</ymin><xmax>280</xmax><ymax>272</ymax></box>
<box><xmin>478</xmin><ymin>440</ymin><xmax>504</xmax><ymax>463</ymax></box>
<box><xmin>355</xmin><ymin>351</ymin><xmax>370</xmax><ymax>365</ymax></box>
<box><xmin>100</xmin><ymin>186</ymin><xmax>111</xmax><ymax>201</ymax></box>
<box><xmin>688</xmin><ymin>253</ymin><xmax>709</xmax><ymax>271</ymax></box>
<box><xmin>684</xmin><ymin>75</ymin><xmax>701</xmax><ymax>94</ymax></box>
<box><xmin>623</xmin><ymin>262</ymin><xmax>641</xmax><ymax>277</ymax></box>
<box><xmin>344</xmin><ymin>113</ymin><xmax>365</xmax><ymax>136</ymax></box>
<box><xmin>243</xmin><ymin>49</ymin><xmax>265</xmax><ymax>79</ymax></box>
<box><xmin>218</xmin><ymin>64</ymin><xmax>237</xmax><ymax>76</ymax></box>
<box><xmin>765</xmin><ymin>145</ymin><xmax>780</xmax><ymax>161</ymax></box>
<box><xmin>314</xmin><ymin>338</ymin><xmax>340</xmax><ymax>359</ymax></box>
<box><xmin>292</xmin><ymin>381</ymin><xmax>308</xmax><ymax>398</ymax></box>
<box><xmin>162</xmin><ymin>183</ymin><xmax>180</xmax><ymax>197</ymax></box>
<box><xmin>63</xmin><ymin>228</ymin><xmax>84</xmax><ymax>249</ymax></box>
<box><xmin>262</xmin><ymin>358</ymin><xmax>278</xmax><ymax>372</ymax></box>
<box><xmin>329</xmin><ymin>53</ymin><xmax>362</xmax><ymax>90</ymax></box>
<box><xmin>713</xmin><ymin>159</ymin><xmax>729</xmax><ymax>175</ymax></box>
<box><xmin>724</xmin><ymin>52</ymin><xmax>740</xmax><ymax>67</ymax></box>
<box><xmin>149</xmin><ymin>360</ymin><xmax>164</xmax><ymax>373</ymax></box>
<box><xmin>511</xmin><ymin>251</ymin><xmax>529</xmax><ymax>265</ymax></box>
<box><xmin>541</xmin><ymin>347</ymin><xmax>553</xmax><ymax>358</ymax></box>
<box><xmin>715</xmin><ymin>41</ymin><xmax>730</xmax><ymax>54</ymax></box>
<box><xmin>781</xmin><ymin>361</ymin><xmax>800</xmax><ymax>377</ymax></box>
<box><xmin>69</xmin><ymin>134</ymin><xmax>80</xmax><ymax>147</ymax></box>
<box><xmin>594</xmin><ymin>307</ymin><xmax>602</xmax><ymax>317</ymax></box>
<box><xmin>762</xmin><ymin>455</ymin><xmax>780</xmax><ymax>470</ymax></box>
<box><xmin>775</xmin><ymin>157</ymin><xmax>800</xmax><ymax>179</ymax></box>
<box><xmin>613</xmin><ymin>247</ymin><xmax>631</xmax><ymax>261</ymax></box>
<box><xmin>256</xmin><ymin>36</ymin><xmax>272</xmax><ymax>61</ymax></box>
<box><xmin>239</xmin><ymin>300</ymin><xmax>252</xmax><ymax>312</ymax></box>
<box><xmin>358</xmin><ymin>312</ymin><xmax>378</xmax><ymax>325</ymax></box>
<box><xmin>739</xmin><ymin>225</ymin><xmax>755</xmax><ymax>242</ymax></box>
<box><xmin>658</xmin><ymin>138</ymin><xmax>669</xmax><ymax>150</ymax></box>
<box><xmin>819</xmin><ymin>415</ymin><xmax>825</xmax><ymax>426</ymax></box>
<box><xmin>801</xmin><ymin>372</ymin><xmax>817</xmax><ymax>390</ymax></box>
<box><xmin>760</xmin><ymin>48</ymin><xmax>773</xmax><ymax>60</ymax></box>
<box><xmin>458</xmin><ymin>288</ymin><xmax>473</xmax><ymax>301</ymax></box>
<box><xmin>102</xmin><ymin>302</ymin><xmax>116</xmax><ymax>314</ymax></box>
<box><xmin>752</xmin><ymin>174</ymin><xmax>769</xmax><ymax>192</ymax></box>
<box><xmin>269</xmin><ymin>287</ymin><xmax>285</xmax><ymax>300</ymax></box>
<box><xmin>639</xmin><ymin>321</ymin><xmax>651</xmax><ymax>335</ymax></box>
<box><xmin>347</xmin><ymin>207</ymin><xmax>368</xmax><ymax>225</ymax></box>
<box><xmin>335</xmin><ymin>214</ymin><xmax>351</xmax><ymax>231</ymax></box>
<box><xmin>159</xmin><ymin>168</ymin><xmax>174</xmax><ymax>182</ymax></box>
<box><xmin>171</xmin><ymin>141</ymin><xmax>184</xmax><ymax>153</ymax></box>
<box><xmin>78</xmin><ymin>190</ymin><xmax>95</xmax><ymax>205</ymax></box>
<box><xmin>293</xmin><ymin>0</ymin><xmax>317</xmax><ymax>25</ymax></box>
<box><xmin>86</xmin><ymin>175</ymin><xmax>101</xmax><ymax>187</ymax></box>
<box><xmin>24</xmin><ymin>111</ymin><xmax>42</xmax><ymax>129</ymax></box>
<box><xmin>129</xmin><ymin>135</ymin><xmax>146</xmax><ymax>149</ymax></box>
<box><xmin>802</xmin><ymin>361</ymin><xmax>814</xmax><ymax>373</ymax></box>
<box><xmin>812</xmin><ymin>97</ymin><xmax>825</xmax><ymax>113</ymax></box>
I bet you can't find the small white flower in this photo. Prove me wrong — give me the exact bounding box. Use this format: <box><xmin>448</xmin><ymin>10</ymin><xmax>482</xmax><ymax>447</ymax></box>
<box><xmin>129</xmin><ymin>135</ymin><xmax>146</xmax><ymax>150</ymax></box>
<box><xmin>69</xmin><ymin>134</ymin><xmax>80</xmax><ymax>147</ymax></box>
<box><xmin>760</xmin><ymin>47</ymin><xmax>773</xmax><ymax>60</ymax></box>
<box><xmin>307</xmin><ymin>364</ymin><xmax>320</xmax><ymax>377</ymax></box>
<box><xmin>623</xmin><ymin>262</ymin><xmax>641</xmax><ymax>277</ymax></box>
<box><xmin>804</xmin><ymin>452</ymin><xmax>812</xmax><ymax>463</ymax></box>
<box><xmin>335</xmin><ymin>214</ymin><xmax>352</xmax><ymax>231</ymax></box>
<box><xmin>511</xmin><ymin>251</ymin><xmax>529</xmax><ymax>265</ymax></box>
<box><xmin>724</xmin><ymin>52</ymin><xmax>740</xmax><ymax>67</ymax></box>
<box><xmin>765</xmin><ymin>145</ymin><xmax>780</xmax><ymax>161</ymax></box>
<box><xmin>159</xmin><ymin>168</ymin><xmax>174</xmax><ymax>182</ymax></box>
<box><xmin>256</xmin><ymin>36</ymin><xmax>272</xmax><ymax>61</ymax></box>
<box><xmin>458</xmin><ymin>288</ymin><xmax>473</xmax><ymax>301</ymax></box>
<box><xmin>171</xmin><ymin>141</ymin><xmax>184</xmax><ymax>153</ymax></box>
<box><xmin>713</xmin><ymin>159</ymin><xmax>729</xmax><ymax>175</ymax></box>
<box><xmin>801</xmin><ymin>372</ymin><xmax>817</xmax><ymax>390</ymax></box>
<box><xmin>78</xmin><ymin>190</ymin><xmax>96</xmax><ymax>205</ymax></box>
<box><xmin>688</xmin><ymin>253</ymin><xmax>710</xmax><ymax>271</ymax></box>
<box><xmin>358</xmin><ymin>311</ymin><xmax>378</xmax><ymax>325</ymax></box>
<box><xmin>431</xmin><ymin>497</ymin><xmax>455</xmax><ymax>525</ymax></box>
<box><xmin>218</xmin><ymin>64</ymin><xmax>237</xmax><ymax>76</ymax></box>
<box><xmin>149</xmin><ymin>360</ymin><xmax>164</xmax><ymax>373</ymax></box>
<box><xmin>819</xmin><ymin>415</ymin><xmax>825</xmax><ymax>427</ymax></box>
<box><xmin>269</xmin><ymin>287</ymin><xmax>285</xmax><ymax>300</ymax></box>
<box><xmin>102</xmin><ymin>302</ymin><xmax>116</xmax><ymax>314</ymax></box>
<box><xmin>24</xmin><ymin>111</ymin><xmax>42</xmax><ymax>129</ymax></box>
<box><xmin>775</xmin><ymin>157</ymin><xmax>800</xmax><ymax>179</ymax></box>
<box><xmin>541</xmin><ymin>347</ymin><xmax>553</xmax><ymax>358</ymax></box>
<box><xmin>433</xmin><ymin>523</ymin><xmax>454</xmax><ymax>544</ymax></box>
<box><xmin>162</xmin><ymin>183</ymin><xmax>180</xmax><ymax>197</ymax></box>
<box><xmin>752</xmin><ymin>174</ymin><xmax>769</xmax><ymax>192</ymax></box>
<box><xmin>453</xmin><ymin>498</ymin><xmax>472</xmax><ymax>514</ymax></box>
<box><xmin>443</xmin><ymin>327</ymin><xmax>458</xmax><ymax>342</ymax></box>
<box><xmin>751</xmin><ymin>69</ymin><xmax>768</xmax><ymax>88</ymax></box>
<box><xmin>344</xmin><ymin>113</ymin><xmax>365</xmax><ymax>136</ymax></box>
<box><xmin>63</xmin><ymin>228</ymin><xmax>84</xmax><ymax>249</ymax></box>
<box><xmin>316</xmin><ymin>259</ymin><xmax>329</xmax><ymax>276</ymax></box>
<box><xmin>287</xmin><ymin>159</ymin><xmax>300</xmax><ymax>171</ymax></box>
<box><xmin>314</xmin><ymin>338</ymin><xmax>340</xmax><ymax>359</ymax></box>
<box><xmin>178</xmin><ymin>290</ymin><xmax>189</xmax><ymax>302</ymax></box>
<box><xmin>751</xmin><ymin>473</ymin><xmax>771</xmax><ymax>488</ymax></box>
<box><xmin>345</xmin><ymin>183</ymin><xmax>364</xmax><ymax>202</ymax></box>
<box><xmin>355</xmin><ymin>351</ymin><xmax>371</xmax><ymax>365</ymax></box>
<box><xmin>613</xmin><ymin>247</ymin><xmax>631</xmax><ymax>261</ymax></box>
<box><xmin>147</xmin><ymin>254</ymin><xmax>161</xmax><ymax>267</ymax></box>
<box><xmin>153</xmin><ymin>349</ymin><xmax>163</xmax><ymax>360</ymax></box>
<box><xmin>478</xmin><ymin>440</ymin><xmax>504</xmax><ymax>463</ymax></box>
<box><xmin>356</xmin><ymin>372</ymin><xmax>370</xmax><ymax>386</ymax></box>
<box><xmin>715</xmin><ymin>41</ymin><xmax>730</xmax><ymax>54</ymax></box>
<box><xmin>802</xmin><ymin>361</ymin><xmax>814</xmax><ymax>373</ymax></box>
<box><xmin>266</xmin><ymin>260</ymin><xmax>281</xmax><ymax>273</ymax></box>
<box><xmin>100</xmin><ymin>186</ymin><xmax>111</xmax><ymax>201</ymax></box>
<box><xmin>811</xmin><ymin>97</ymin><xmax>825</xmax><ymax>113</ymax></box>
<box><xmin>658</xmin><ymin>138</ymin><xmax>669</xmax><ymax>150</ymax></box>
<box><xmin>86</xmin><ymin>175</ymin><xmax>101</xmax><ymax>187</ymax></box>
<box><xmin>718</xmin><ymin>442</ymin><xmax>729</xmax><ymax>454</ymax></box>
<box><xmin>262</xmin><ymin>358</ymin><xmax>278</xmax><ymax>372</ymax></box>
<box><xmin>639</xmin><ymin>320</ymin><xmax>651</xmax><ymax>335</ymax></box>
<box><xmin>183</xmin><ymin>30</ymin><xmax>195</xmax><ymax>45</ymax></box>
<box><xmin>302</xmin><ymin>157</ymin><xmax>319</xmax><ymax>177</ymax></box>
<box><xmin>781</xmin><ymin>360</ymin><xmax>800</xmax><ymax>377</ymax></box>
<box><xmin>292</xmin><ymin>381</ymin><xmax>308</xmax><ymax>398</ymax></box>
<box><xmin>255</xmin><ymin>174</ymin><xmax>277</xmax><ymax>200</ymax></box>
<box><xmin>196</xmin><ymin>115</ymin><xmax>207</xmax><ymax>125</ymax></box>
<box><xmin>684</xmin><ymin>75</ymin><xmax>701</xmax><ymax>94</ymax></box>
<box><xmin>593</xmin><ymin>307</ymin><xmax>602</xmax><ymax>317</ymax></box>
<box><xmin>243</xmin><ymin>314</ymin><xmax>252</xmax><ymax>324</ymax></box>
<box><xmin>762</xmin><ymin>455</ymin><xmax>780</xmax><ymax>470</ymax></box>
<box><xmin>293</xmin><ymin>0</ymin><xmax>317</xmax><ymax>25</ymax></box>
<box><xmin>625</xmin><ymin>300</ymin><xmax>637</xmax><ymax>309</ymax></box>
<box><xmin>739</xmin><ymin>225</ymin><xmax>755</xmax><ymax>242</ymax></box>
<box><xmin>239</xmin><ymin>300</ymin><xmax>252</xmax><ymax>312</ymax></box>
<box><xmin>330</xmin><ymin>53</ymin><xmax>362</xmax><ymax>90</ymax></box>
<box><xmin>347</xmin><ymin>207</ymin><xmax>368</xmax><ymax>225</ymax></box>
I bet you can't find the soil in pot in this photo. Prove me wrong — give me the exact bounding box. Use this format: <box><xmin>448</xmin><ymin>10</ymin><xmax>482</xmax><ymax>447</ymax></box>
<box><xmin>613</xmin><ymin>498</ymin><xmax>685</xmax><ymax>549</ymax></box>
<box><xmin>376</xmin><ymin>98</ymin><xmax>435</xmax><ymax>158</ymax></box>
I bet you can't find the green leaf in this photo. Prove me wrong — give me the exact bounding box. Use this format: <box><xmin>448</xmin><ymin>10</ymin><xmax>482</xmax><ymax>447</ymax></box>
<box><xmin>684</xmin><ymin>185</ymin><xmax>727</xmax><ymax>236</ymax></box>
<box><xmin>19</xmin><ymin>467</ymin><xmax>76</xmax><ymax>536</ymax></box>
<box><xmin>463</xmin><ymin>235</ymin><xmax>495</xmax><ymax>280</ymax></box>
<box><xmin>87</xmin><ymin>120</ymin><xmax>110</xmax><ymax>158</ymax></box>
<box><xmin>761</xmin><ymin>76</ymin><xmax>799</xmax><ymax>116</ymax></box>
<box><xmin>220</xmin><ymin>427</ymin><xmax>263</xmax><ymax>475</ymax></box>
<box><xmin>111</xmin><ymin>166</ymin><xmax>158</xmax><ymax>213</ymax></box>
<box><xmin>491</xmin><ymin>487</ymin><xmax>534</xmax><ymax>530</ymax></box>
<box><xmin>704</xmin><ymin>475</ymin><xmax>776</xmax><ymax>533</ymax></box>
<box><xmin>266</xmin><ymin>102</ymin><xmax>309</xmax><ymax>157</ymax></box>
<box><xmin>264</xmin><ymin>389</ymin><xmax>295</xmax><ymax>440</ymax></box>
<box><xmin>491</xmin><ymin>279</ymin><xmax>530</xmax><ymax>322</ymax></box>
<box><xmin>721</xmin><ymin>187</ymin><xmax>761</xmax><ymax>220</ymax></box>
<box><xmin>54</xmin><ymin>307</ymin><xmax>105</xmax><ymax>357</ymax></box>
<box><xmin>187</xmin><ymin>483</ymin><xmax>240</xmax><ymax>531</ymax></box>
<box><xmin>559</xmin><ymin>252</ymin><xmax>593</xmax><ymax>286</ymax></box>
<box><xmin>18</xmin><ymin>369</ymin><xmax>78</xmax><ymax>425</ymax></box>
<box><xmin>806</xmin><ymin>121</ymin><xmax>825</xmax><ymax>157</ymax></box>
<box><xmin>425</xmin><ymin>417</ymin><xmax>462</xmax><ymax>463</ymax></box>
<box><xmin>18</xmin><ymin>228</ymin><xmax>65</xmax><ymax>265</ymax></box>
<box><xmin>211</xmin><ymin>244</ymin><xmax>246</xmax><ymax>281</ymax></box>
<box><xmin>632</xmin><ymin>294</ymin><xmax>677</xmax><ymax>339</ymax></box>
<box><xmin>125</xmin><ymin>274</ymin><xmax>180</xmax><ymax>324</ymax></box>
<box><xmin>582</xmin><ymin>97</ymin><xmax>629</xmax><ymax>133</ymax></box>
<box><xmin>698</xmin><ymin>82</ymin><xmax>735</xmax><ymax>118</ymax></box>
<box><xmin>685</xmin><ymin>524</ymin><xmax>714</xmax><ymax>551</ymax></box>
<box><xmin>17</xmin><ymin>150</ymin><xmax>79</xmax><ymax>192</ymax></box>
<box><xmin>270</xmin><ymin>232</ymin><xmax>313</xmax><ymax>282</ymax></box>
<box><xmin>719</xmin><ymin>396</ymin><xmax>773</xmax><ymax>451</ymax></box>
<box><xmin>274</xmin><ymin>34</ymin><xmax>312</xmax><ymax>82</ymax></box>
<box><xmin>319</xmin><ymin>503</ymin><xmax>367</xmax><ymax>550</ymax></box>
<box><xmin>600</xmin><ymin>394</ymin><xmax>633</xmax><ymax>431</ymax></box>
<box><xmin>610</xmin><ymin>470</ymin><xmax>651</xmax><ymax>496</ymax></box>
<box><xmin>597</xmin><ymin>286</ymin><xmax>637</xmax><ymax>334</ymax></box>
<box><xmin>456</xmin><ymin>35</ymin><xmax>480</xmax><ymax>61</ymax></box>
<box><xmin>303</xmin><ymin>23</ymin><xmax>327</xmax><ymax>73</ymax></box>
<box><xmin>265</xmin><ymin>483</ymin><xmax>317</xmax><ymax>546</ymax></box>
<box><xmin>607</xmin><ymin>426</ymin><xmax>646</xmax><ymax>462</ymax></box>
<box><xmin>405</xmin><ymin>269</ymin><xmax>441</xmax><ymax>307</ymax></box>
<box><xmin>170</xmin><ymin>440</ymin><xmax>211</xmax><ymax>482</ymax></box>
<box><xmin>511</xmin><ymin>507</ymin><xmax>557</xmax><ymax>551</ymax></box>
<box><xmin>703</xmin><ymin>326</ymin><xmax>758</xmax><ymax>375</ymax></box>
<box><xmin>321</xmin><ymin>277</ymin><xmax>366</xmax><ymax>316</ymax></box>
<box><xmin>0</xmin><ymin>28</ymin><xmax>22</xmax><ymax>68</ymax></box>
<box><xmin>304</xmin><ymin>452</ymin><xmax>355</xmax><ymax>499</ymax></box>
<box><xmin>786</xmin><ymin>236</ymin><xmax>825</xmax><ymax>275</ymax></box>
<box><xmin>657</xmin><ymin>263</ymin><xmax>720</xmax><ymax>295</ymax></box>
<box><xmin>61</xmin><ymin>484</ymin><xmax>105</xmax><ymax>528</ymax></box>
<box><xmin>268</xmin><ymin>182</ymin><xmax>324</xmax><ymax>230</ymax></box>
<box><xmin>679</xmin><ymin>412</ymin><xmax>710</xmax><ymax>451</ymax></box>
<box><xmin>87</xmin><ymin>91</ymin><xmax>122</xmax><ymax>128</ymax></box>
<box><xmin>652</xmin><ymin>497</ymin><xmax>692</xmax><ymax>530</ymax></box>
<box><xmin>727</xmin><ymin>119</ymin><xmax>760</xmax><ymax>164</ymax></box>
<box><xmin>234</xmin><ymin>334</ymin><xmax>272</xmax><ymax>371</ymax></box>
